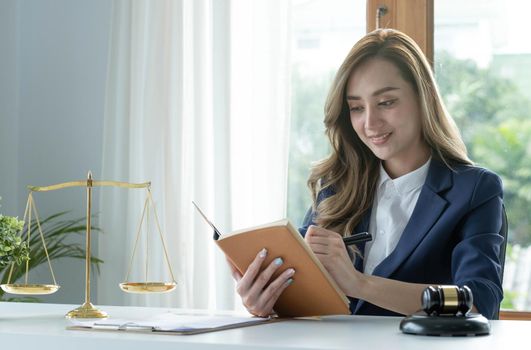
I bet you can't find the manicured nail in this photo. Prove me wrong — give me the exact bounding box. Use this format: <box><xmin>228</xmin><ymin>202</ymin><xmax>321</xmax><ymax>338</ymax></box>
<box><xmin>259</xmin><ymin>248</ymin><xmax>267</xmax><ymax>258</ymax></box>
<box><xmin>274</xmin><ymin>257</ymin><xmax>283</xmax><ymax>266</ymax></box>
<box><xmin>287</xmin><ymin>268</ymin><xmax>295</xmax><ymax>276</ymax></box>
<box><xmin>286</xmin><ymin>278</ymin><xmax>294</xmax><ymax>285</ymax></box>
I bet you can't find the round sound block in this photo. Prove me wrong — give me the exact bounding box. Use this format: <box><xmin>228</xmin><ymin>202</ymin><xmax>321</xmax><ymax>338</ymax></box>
<box><xmin>400</xmin><ymin>312</ymin><xmax>490</xmax><ymax>336</ymax></box>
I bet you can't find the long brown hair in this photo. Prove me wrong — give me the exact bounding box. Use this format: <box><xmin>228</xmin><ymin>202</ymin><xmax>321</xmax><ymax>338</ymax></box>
<box><xmin>308</xmin><ymin>29</ymin><xmax>472</xmax><ymax>237</ymax></box>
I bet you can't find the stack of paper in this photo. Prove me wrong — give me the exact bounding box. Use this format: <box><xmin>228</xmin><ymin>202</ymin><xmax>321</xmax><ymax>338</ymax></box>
<box><xmin>67</xmin><ymin>312</ymin><xmax>275</xmax><ymax>335</ymax></box>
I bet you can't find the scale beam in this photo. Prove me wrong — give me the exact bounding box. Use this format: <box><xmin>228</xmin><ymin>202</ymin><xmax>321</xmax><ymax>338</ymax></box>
<box><xmin>28</xmin><ymin>180</ymin><xmax>151</xmax><ymax>192</ymax></box>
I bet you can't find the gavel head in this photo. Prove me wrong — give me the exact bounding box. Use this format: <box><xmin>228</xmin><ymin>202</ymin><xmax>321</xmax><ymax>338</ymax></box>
<box><xmin>421</xmin><ymin>285</ymin><xmax>473</xmax><ymax>316</ymax></box>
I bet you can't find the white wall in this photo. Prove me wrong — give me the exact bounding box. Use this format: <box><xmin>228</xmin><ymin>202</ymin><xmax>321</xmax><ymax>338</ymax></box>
<box><xmin>0</xmin><ymin>0</ymin><xmax>112</xmax><ymax>304</ymax></box>
<box><xmin>0</xmin><ymin>0</ymin><xmax>19</xmax><ymax>216</ymax></box>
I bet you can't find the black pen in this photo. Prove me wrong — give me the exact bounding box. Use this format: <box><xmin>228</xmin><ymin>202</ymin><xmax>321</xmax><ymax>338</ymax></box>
<box><xmin>343</xmin><ymin>232</ymin><xmax>372</xmax><ymax>246</ymax></box>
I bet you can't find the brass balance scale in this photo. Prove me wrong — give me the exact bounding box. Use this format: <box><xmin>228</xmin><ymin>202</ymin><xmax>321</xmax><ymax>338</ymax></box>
<box><xmin>0</xmin><ymin>172</ymin><xmax>177</xmax><ymax>318</ymax></box>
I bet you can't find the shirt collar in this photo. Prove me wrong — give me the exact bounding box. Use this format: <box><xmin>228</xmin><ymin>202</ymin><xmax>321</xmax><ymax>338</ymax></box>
<box><xmin>378</xmin><ymin>164</ymin><xmax>392</xmax><ymax>188</ymax></box>
<box><xmin>378</xmin><ymin>157</ymin><xmax>432</xmax><ymax>195</ymax></box>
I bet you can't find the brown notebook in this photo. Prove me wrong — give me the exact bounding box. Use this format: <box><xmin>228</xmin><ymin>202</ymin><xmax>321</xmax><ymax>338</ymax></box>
<box><xmin>193</xmin><ymin>202</ymin><xmax>350</xmax><ymax>317</ymax></box>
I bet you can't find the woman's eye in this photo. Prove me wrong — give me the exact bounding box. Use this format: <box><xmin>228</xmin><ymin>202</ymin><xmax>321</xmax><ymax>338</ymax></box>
<box><xmin>350</xmin><ymin>106</ymin><xmax>364</xmax><ymax>113</ymax></box>
<box><xmin>379</xmin><ymin>99</ymin><xmax>397</xmax><ymax>107</ymax></box>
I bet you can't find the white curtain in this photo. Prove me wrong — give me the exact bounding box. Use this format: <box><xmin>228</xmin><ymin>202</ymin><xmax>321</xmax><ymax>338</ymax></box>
<box><xmin>98</xmin><ymin>0</ymin><xmax>291</xmax><ymax>311</ymax></box>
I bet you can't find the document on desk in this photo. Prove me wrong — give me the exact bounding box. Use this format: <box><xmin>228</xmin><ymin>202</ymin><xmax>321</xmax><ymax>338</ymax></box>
<box><xmin>67</xmin><ymin>312</ymin><xmax>277</xmax><ymax>335</ymax></box>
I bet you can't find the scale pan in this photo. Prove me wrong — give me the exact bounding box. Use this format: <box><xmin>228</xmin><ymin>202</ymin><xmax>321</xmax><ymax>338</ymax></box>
<box><xmin>119</xmin><ymin>281</ymin><xmax>176</xmax><ymax>294</ymax></box>
<box><xmin>0</xmin><ymin>283</ymin><xmax>60</xmax><ymax>295</ymax></box>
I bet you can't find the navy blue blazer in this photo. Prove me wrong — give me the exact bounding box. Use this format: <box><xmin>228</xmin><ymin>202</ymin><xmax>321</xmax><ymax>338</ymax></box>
<box><xmin>299</xmin><ymin>159</ymin><xmax>504</xmax><ymax>319</ymax></box>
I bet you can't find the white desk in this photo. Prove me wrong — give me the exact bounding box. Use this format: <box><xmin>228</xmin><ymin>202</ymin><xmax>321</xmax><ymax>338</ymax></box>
<box><xmin>1</xmin><ymin>302</ymin><xmax>529</xmax><ymax>349</ymax></box>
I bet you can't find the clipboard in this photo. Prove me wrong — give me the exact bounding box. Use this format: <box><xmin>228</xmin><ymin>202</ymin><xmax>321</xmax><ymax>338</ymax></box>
<box><xmin>67</xmin><ymin>312</ymin><xmax>283</xmax><ymax>335</ymax></box>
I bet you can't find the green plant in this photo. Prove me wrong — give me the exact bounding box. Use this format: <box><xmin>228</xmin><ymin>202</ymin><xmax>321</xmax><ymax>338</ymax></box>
<box><xmin>0</xmin><ymin>211</ymin><xmax>103</xmax><ymax>301</ymax></box>
<box><xmin>0</xmin><ymin>213</ymin><xmax>29</xmax><ymax>268</ymax></box>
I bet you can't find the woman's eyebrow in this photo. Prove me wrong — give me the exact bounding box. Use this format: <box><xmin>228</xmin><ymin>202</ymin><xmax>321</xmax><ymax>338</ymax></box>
<box><xmin>346</xmin><ymin>86</ymin><xmax>400</xmax><ymax>100</ymax></box>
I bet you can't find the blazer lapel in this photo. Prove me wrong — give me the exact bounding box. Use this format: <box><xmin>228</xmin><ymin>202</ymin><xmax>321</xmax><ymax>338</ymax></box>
<box><xmin>354</xmin><ymin>160</ymin><xmax>452</xmax><ymax>313</ymax></box>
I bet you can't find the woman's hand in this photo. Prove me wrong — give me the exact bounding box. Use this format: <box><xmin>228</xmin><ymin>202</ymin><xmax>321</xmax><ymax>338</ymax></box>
<box><xmin>226</xmin><ymin>248</ymin><xmax>295</xmax><ymax>317</ymax></box>
<box><xmin>304</xmin><ymin>225</ymin><xmax>361</xmax><ymax>296</ymax></box>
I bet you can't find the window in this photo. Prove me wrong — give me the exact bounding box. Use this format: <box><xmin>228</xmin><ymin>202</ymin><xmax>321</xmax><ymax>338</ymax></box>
<box><xmin>435</xmin><ymin>0</ymin><xmax>531</xmax><ymax>311</ymax></box>
<box><xmin>287</xmin><ymin>0</ymin><xmax>530</xmax><ymax>313</ymax></box>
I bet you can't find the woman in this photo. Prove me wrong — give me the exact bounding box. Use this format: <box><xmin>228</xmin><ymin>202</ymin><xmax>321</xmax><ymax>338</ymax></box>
<box><xmin>228</xmin><ymin>29</ymin><xmax>504</xmax><ymax>319</ymax></box>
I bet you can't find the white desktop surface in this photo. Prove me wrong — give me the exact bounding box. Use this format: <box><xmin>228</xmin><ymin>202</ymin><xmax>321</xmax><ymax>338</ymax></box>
<box><xmin>0</xmin><ymin>302</ymin><xmax>529</xmax><ymax>349</ymax></box>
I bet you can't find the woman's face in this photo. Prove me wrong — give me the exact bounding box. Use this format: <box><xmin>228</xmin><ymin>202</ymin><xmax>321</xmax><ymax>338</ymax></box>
<box><xmin>346</xmin><ymin>57</ymin><xmax>429</xmax><ymax>177</ymax></box>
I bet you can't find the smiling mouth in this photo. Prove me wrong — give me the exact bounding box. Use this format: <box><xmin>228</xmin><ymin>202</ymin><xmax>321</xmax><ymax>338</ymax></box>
<box><xmin>368</xmin><ymin>132</ymin><xmax>392</xmax><ymax>146</ymax></box>
<box><xmin>368</xmin><ymin>132</ymin><xmax>391</xmax><ymax>145</ymax></box>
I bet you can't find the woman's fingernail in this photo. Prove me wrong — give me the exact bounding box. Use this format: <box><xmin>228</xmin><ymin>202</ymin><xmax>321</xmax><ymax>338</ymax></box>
<box><xmin>274</xmin><ymin>257</ymin><xmax>283</xmax><ymax>266</ymax></box>
<box><xmin>286</xmin><ymin>278</ymin><xmax>294</xmax><ymax>285</ymax></box>
<box><xmin>287</xmin><ymin>268</ymin><xmax>295</xmax><ymax>276</ymax></box>
<box><xmin>259</xmin><ymin>248</ymin><xmax>267</xmax><ymax>258</ymax></box>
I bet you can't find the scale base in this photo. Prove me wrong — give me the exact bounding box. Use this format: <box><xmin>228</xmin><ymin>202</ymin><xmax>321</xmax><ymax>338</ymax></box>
<box><xmin>400</xmin><ymin>312</ymin><xmax>490</xmax><ymax>336</ymax></box>
<box><xmin>65</xmin><ymin>302</ymin><xmax>108</xmax><ymax>319</ymax></box>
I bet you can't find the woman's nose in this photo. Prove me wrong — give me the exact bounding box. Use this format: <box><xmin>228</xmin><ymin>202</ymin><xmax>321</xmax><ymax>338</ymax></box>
<box><xmin>364</xmin><ymin>106</ymin><xmax>383</xmax><ymax>130</ymax></box>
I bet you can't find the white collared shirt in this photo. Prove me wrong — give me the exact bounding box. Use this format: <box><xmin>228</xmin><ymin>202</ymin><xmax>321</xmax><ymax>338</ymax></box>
<box><xmin>363</xmin><ymin>158</ymin><xmax>431</xmax><ymax>275</ymax></box>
